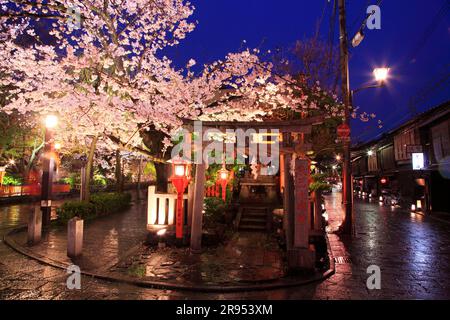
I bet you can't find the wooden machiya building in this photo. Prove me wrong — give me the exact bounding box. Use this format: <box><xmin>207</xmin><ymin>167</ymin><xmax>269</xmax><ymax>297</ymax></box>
<box><xmin>351</xmin><ymin>101</ymin><xmax>450</xmax><ymax>214</ymax></box>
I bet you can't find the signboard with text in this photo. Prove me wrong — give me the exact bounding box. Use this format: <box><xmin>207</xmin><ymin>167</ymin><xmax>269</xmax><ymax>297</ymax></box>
<box><xmin>294</xmin><ymin>158</ymin><xmax>310</xmax><ymax>248</ymax></box>
<box><xmin>412</xmin><ymin>152</ymin><xmax>425</xmax><ymax>170</ymax></box>
<box><xmin>337</xmin><ymin>123</ymin><xmax>351</xmax><ymax>138</ymax></box>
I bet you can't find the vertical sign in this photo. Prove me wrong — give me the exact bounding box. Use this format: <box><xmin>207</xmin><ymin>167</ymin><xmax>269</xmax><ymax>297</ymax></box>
<box><xmin>412</xmin><ymin>153</ymin><xmax>424</xmax><ymax>170</ymax></box>
<box><xmin>294</xmin><ymin>157</ymin><xmax>310</xmax><ymax>248</ymax></box>
<box><xmin>176</xmin><ymin>193</ymin><xmax>183</xmax><ymax>238</ymax></box>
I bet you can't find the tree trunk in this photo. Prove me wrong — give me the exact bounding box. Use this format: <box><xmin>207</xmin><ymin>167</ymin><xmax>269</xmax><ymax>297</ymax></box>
<box><xmin>115</xmin><ymin>149</ymin><xmax>123</xmax><ymax>192</ymax></box>
<box><xmin>154</xmin><ymin>162</ymin><xmax>170</xmax><ymax>193</ymax></box>
<box><xmin>24</xmin><ymin>140</ymin><xmax>45</xmax><ymax>183</ymax></box>
<box><xmin>137</xmin><ymin>157</ymin><xmax>142</xmax><ymax>200</ymax></box>
<box><xmin>120</xmin><ymin>159</ymin><xmax>125</xmax><ymax>192</ymax></box>
<box><xmin>82</xmin><ymin>135</ymin><xmax>98</xmax><ymax>202</ymax></box>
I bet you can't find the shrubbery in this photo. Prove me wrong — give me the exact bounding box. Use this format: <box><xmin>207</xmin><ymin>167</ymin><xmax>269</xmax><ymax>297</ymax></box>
<box><xmin>56</xmin><ymin>201</ymin><xmax>96</xmax><ymax>223</ymax></box>
<box><xmin>203</xmin><ymin>197</ymin><xmax>227</xmax><ymax>228</ymax></box>
<box><xmin>2</xmin><ymin>174</ymin><xmax>23</xmax><ymax>186</ymax></box>
<box><xmin>90</xmin><ymin>192</ymin><xmax>132</xmax><ymax>215</ymax></box>
<box><xmin>56</xmin><ymin>192</ymin><xmax>131</xmax><ymax>224</ymax></box>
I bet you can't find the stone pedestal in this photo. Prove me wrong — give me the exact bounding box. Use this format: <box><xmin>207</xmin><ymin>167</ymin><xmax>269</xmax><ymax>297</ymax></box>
<box><xmin>287</xmin><ymin>157</ymin><xmax>316</xmax><ymax>272</ymax></box>
<box><xmin>27</xmin><ymin>207</ymin><xmax>42</xmax><ymax>245</ymax></box>
<box><xmin>67</xmin><ymin>217</ymin><xmax>83</xmax><ymax>258</ymax></box>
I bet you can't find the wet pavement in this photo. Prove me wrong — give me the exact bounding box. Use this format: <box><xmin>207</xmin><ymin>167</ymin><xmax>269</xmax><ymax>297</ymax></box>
<box><xmin>6</xmin><ymin>200</ymin><xmax>149</xmax><ymax>273</ymax></box>
<box><xmin>113</xmin><ymin>231</ymin><xmax>285</xmax><ymax>285</ymax></box>
<box><xmin>1</xmin><ymin>191</ymin><xmax>450</xmax><ymax>299</ymax></box>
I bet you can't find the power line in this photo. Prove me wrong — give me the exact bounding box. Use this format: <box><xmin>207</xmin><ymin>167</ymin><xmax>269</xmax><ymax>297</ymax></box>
<box><xmin>407</xmin><ymin>0</ymin><xmax>450</xmax><ymax>64</ymax></box>
<box><xmin>315</xmin><ymin>0</ymin><xmax>331</xmax><ymax>38</ymax></box>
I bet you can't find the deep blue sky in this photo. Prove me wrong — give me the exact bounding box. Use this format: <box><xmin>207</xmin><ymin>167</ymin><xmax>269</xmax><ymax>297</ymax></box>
<box><xmin>165</xmin><ymin>0</ymin><xmax>450</xmax><ymax>142</ymax></box>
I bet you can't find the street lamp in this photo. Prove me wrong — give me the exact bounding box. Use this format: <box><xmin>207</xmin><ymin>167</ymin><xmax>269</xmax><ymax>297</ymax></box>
<box><xmin>373</xmin><ymin>67</ymin><xmax>390</xmax><ymax>83</ymax></box>
<box><xmin>41</xmin><ymin>115</ymin><xmax>58</xmax><ymax>226</ymax></box>
<box><xmin>45</xmin><ymin>115</ymin><xmax>58</xmax><ymax>128</ymax></box>
<box><xmin>367</xmin><ymin>150</ymin><xmax>374</xmax><ymax>156</ymax></box>
<box><xmin>335</xmin><ymin>154</ymin><xmax>342</xmax><ymax>161</ymax></box>
<box><xmin>217</xmin><ymin>166</ymin><xmax>229</xmax><ymax>202</ymax></box>
<box><xmin>169</xmin><ymin>156</ymin><xmax>191</xmax><ymax>239</ymax></box>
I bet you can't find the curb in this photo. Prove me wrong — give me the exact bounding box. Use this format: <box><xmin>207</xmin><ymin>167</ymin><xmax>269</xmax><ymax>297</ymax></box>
<box><xmin>4</xmin><ymin>227</ymin><xmax>335</xmax><ymax>293</ymax></box>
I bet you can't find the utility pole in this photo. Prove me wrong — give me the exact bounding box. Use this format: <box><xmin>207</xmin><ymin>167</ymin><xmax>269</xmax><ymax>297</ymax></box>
<box><xmin>337</xmin><ymin>0</ymin><xmax>354</xmax><ymax>235</ymax></box>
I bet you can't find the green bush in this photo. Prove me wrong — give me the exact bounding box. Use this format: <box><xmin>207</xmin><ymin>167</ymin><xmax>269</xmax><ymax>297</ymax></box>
<box><xmin>62</xmin><ymin>173</ymin><xmax>80</xmax><ymax>189</ymax></box>
<box><xmin>56</xmin><ymin>192</ymin><xmax>132</xmax><ymax>223</ymax></box>
<box><xmin>56</xmin><ymin>201</ymin><xmax>96</xmax><ymax>223</ymax></box>
<box><xmin>2</xmin><ymin>174</ymin><xmax>22</xmax><ymax>186</ymax></box>
<box><xmin>92</xmin><ymin>172</ymin><xmax>107</xmax><ymax>187</ymax></box>
<box><xmin>203</xmin><ymin>197</ymin><xmax>227</xmax><ymax>227</ymax></box>
<box><xmin>90</xmin><ymin>192</ymin><xmax>132</xmax><ymax>215</ymax></box>
<box><xmin>309</xmin><ymin>173</ymin><xmax>332</xmax><ymax>192</ymax></box>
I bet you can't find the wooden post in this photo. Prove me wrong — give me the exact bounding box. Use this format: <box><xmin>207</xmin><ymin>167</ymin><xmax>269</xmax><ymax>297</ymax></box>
<box><xmin>28</xmin><ymin>207</ymin><xmax>42</xmax><ymax>245</ymax></box>
<box><xmin>41</xmin><ymin>128</ymin><xmax>54</xmax><ymax>226</ymax></box>
<box><xmin>190</xmin><ymin>164</ymin><xmax>205</xmax><ymax>253</ymax></box>
<box><xmin>280</xmin><ymin>153</ymin><xmax>285</xmax><ymax>193</ymax></box>
<box><xmin>187</xmin><ymin>181</ymin><xmax>194</xmax><ymax>230</ymax></box>
<box><xmin>137</xmin><ymin>157</ymin><xmax>142</xmax><ymax>200</ymax></box>
<box><xmin>67</xmin><ymin>217</ymin><xmax>83</xmax><ymax>258</ymax></box>
<box><xmin>80</xmin><ymin>167</ymin><xmax>86</xmax><ymax>201</ymax></box>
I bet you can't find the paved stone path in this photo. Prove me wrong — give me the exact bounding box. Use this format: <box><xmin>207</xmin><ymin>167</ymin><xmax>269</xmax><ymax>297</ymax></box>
<box><xmin>7</xmin><ymin>200</ymin><xmax>149</xmax><ymax>272</ymax></box>
<box><xmin>1</xmin><ymin>191</ymin><xmax>450</xmax><ymax>299</ymax></box>
<box><xmin>113</xmin><ymin>231</ymin><xmax>285</xmax><ymax>285</ymax></box>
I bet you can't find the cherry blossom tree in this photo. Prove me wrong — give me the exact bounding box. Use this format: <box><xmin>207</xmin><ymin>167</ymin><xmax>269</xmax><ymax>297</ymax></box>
<box><xmin>0</xmin><ymin>0</ymin><xmax>345</xmax><ymax>197</ymax></box>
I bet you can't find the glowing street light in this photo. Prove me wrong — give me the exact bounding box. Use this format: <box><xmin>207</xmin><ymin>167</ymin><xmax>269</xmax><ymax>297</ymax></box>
<box><xmin>367</xmin><ymin>150</ymin><xmax>374</xmax><ymax>156</ymax></box>
<box><xmin>41</xmin><ymin>114</ymin><xmax>59</xmax><ymax>226</ymax></box>
<box><xmin>45</xmin><ymin>115</ymin><xmax>58</xmax><ymax>128</ymax></box>
<box><xmin>373</xmin><ymin>67</ymin><xmax>390</xmax><ymax>83</ymax></box>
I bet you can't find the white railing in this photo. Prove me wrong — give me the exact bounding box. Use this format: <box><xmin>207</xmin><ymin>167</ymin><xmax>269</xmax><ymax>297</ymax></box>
<box><xmin>147</xmin><ymin>185</ymin><xmax>188</xmax><ymax>228</ymax></box>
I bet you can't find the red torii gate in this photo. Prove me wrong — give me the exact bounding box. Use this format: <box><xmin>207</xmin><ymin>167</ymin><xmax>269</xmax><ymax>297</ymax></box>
<box><xmin>185</xmin><ymin>115</ymin><xmax>323</xmax><ymax>271</ymax></box>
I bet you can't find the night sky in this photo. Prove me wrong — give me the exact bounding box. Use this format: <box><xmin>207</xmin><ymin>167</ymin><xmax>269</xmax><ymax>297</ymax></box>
<box><xmin>165</xmin><ymin>0</ymin><xmax>450</xmax><ymax>143</ymax></box>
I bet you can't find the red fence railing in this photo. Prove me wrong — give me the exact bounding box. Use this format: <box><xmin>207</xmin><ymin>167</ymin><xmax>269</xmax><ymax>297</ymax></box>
<box><xmin>205</xmin><ymin>184</ymin><xmax>220</xmax><ymax>197</ymax></box>
<box><xmin>0</xmin><ymin>184</ymin><xmax>71</xmax><ymax>197</ymax></box>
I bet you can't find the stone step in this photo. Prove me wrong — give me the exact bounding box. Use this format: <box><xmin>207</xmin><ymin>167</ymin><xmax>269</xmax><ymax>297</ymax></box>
<box><xmin>238</xmin><ymin>207</ymin><xmax>269</xmax><ymax>232</ymax></box>
<box><xmin>243</xmin><ymin>208</ymin><xmax>267</xmax><ymax>213</ymax></box>
<box><xmin>239</xmin><ymin>224</ymin><xmax>266</xmax><ymax>231</ymax></box>
<box><xmin>240</xmin><ymin>218</ymin><xmax>266</xmax><ymax>225</ymax></box>
<box><xmin>242</xmin><ymin>211</ymin><xmax>267</xmax><ymax>217</ymax></box>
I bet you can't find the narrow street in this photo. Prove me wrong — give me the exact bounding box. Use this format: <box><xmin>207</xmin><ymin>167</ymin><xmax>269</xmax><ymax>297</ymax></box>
<box><xmin>1</xmin><ymin>192</ymin><xmax>450</xmax><ymax>299</ymax></box>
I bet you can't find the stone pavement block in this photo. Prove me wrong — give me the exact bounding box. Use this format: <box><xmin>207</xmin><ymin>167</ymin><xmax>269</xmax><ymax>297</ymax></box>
<box><xmin>2</xmin><ymin>191</ymin><xmax>450</xmax><ymax>300</ymax></box>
